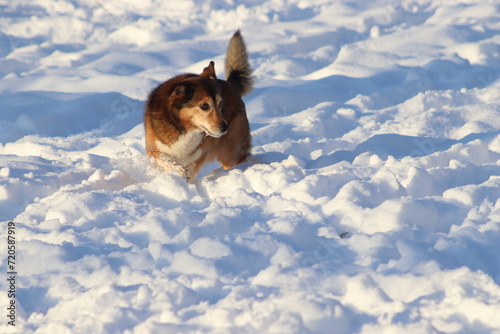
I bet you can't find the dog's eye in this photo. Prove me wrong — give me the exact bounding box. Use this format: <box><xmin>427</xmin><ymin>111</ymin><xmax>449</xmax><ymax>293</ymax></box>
<box><xmin>200</xmin><ymin>103</ymin><xmax>210</xmax><ymax>111</ymax></box>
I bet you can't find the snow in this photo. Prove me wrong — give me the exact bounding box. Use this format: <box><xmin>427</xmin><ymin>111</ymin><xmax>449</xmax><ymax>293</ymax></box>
<box><xmin>1</xmin><ymin>0</ymin><xmax>500</xmax><ymax>333</ymax></box>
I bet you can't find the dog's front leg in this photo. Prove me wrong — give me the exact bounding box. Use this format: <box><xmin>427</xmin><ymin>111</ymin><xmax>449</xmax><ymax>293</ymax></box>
<box><xmin>154</xmin><ymin>153</ymin><xmax>191</xmax><ymax>181</ymax></box>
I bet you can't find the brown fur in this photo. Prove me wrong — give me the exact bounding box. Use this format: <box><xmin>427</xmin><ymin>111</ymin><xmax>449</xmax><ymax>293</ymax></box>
<box><xmin>144</xmin><ymin>31</ymin><xmax>254</xmax><ymax>181</ymax></box>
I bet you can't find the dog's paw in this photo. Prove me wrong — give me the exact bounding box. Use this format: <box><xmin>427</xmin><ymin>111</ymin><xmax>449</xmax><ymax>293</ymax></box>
<box><xmin>155</xmin><ymin>154</ymin><xmax>190</xmax><ymax>181</ymax></box>
<box><xmin>176</xmin><ymin>165</ymin><xmax>191</xmax><ymax>182</ymax></box>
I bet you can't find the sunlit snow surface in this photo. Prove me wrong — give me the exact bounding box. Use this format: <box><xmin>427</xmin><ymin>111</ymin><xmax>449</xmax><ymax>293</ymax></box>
<box><xmin>1</xmin><ymin>1</ymin><xmax>500</xmax><ymax>333</ymax></box>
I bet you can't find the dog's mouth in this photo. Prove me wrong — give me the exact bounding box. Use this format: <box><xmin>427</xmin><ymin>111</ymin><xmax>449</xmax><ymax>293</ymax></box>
<box><xmin>203</xmin><ymin>129</ymin><xmax>226</xmax><ymax>138</ymax></box>
<box><xmin>199</xmin><ymin>125</ymin><xmax>228</xmax><ymax>138</ymax></box>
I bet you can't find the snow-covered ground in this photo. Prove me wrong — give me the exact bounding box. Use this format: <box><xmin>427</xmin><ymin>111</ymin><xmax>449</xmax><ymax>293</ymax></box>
<box><xmin>1</xmin><ymin>0</ymin><xmax>500</xmax><ymax>333</ymax></box>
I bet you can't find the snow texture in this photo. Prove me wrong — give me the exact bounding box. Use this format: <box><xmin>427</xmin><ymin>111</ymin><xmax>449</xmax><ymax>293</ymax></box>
<box><xmin>1</xmin><ymin>0</ymin><xmax>500</xmax><ymax>333</ymax></box>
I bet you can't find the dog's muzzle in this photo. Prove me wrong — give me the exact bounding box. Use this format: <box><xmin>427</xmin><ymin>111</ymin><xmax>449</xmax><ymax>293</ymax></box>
<box><xmin>203</xmin><ymin>121</ymin><xmax>228</xmax><ymax>138</ymax></box>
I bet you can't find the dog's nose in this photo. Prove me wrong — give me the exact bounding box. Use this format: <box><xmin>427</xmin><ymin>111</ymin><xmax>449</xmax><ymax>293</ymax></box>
<box><xmin>220</xmin><ymin>122</ymin><xmax>229</xmax><ymax>134</ymax></box>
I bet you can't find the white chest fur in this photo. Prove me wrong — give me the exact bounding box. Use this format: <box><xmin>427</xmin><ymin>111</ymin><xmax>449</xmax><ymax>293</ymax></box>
<box><xmin>155</xmin><ymin>130</ymin><xmax>204</xmax><ymax>165</ymax></box>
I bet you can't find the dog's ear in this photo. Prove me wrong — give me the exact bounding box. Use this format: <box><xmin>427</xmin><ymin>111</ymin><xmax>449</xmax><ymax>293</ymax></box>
<box><xmin>201</xmin><ymin>61</ymin><xmax>217</xmax><ymax>80</ymax></box>
<box><xmin>170</xmin><ymin>83</ymin><xmax>194</xmax><ymax>104</ymax></box>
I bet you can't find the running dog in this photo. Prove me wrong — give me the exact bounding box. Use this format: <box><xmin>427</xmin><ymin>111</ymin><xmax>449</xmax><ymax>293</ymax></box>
<box><xmin>144</xmin><ymin>30</ymin><xmax>254</xmax><ymax>182</ymax></box>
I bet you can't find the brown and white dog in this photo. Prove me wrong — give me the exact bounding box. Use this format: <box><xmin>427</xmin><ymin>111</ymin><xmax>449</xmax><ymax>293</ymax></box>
<box><xmin>144</xmin><ymin>30</ymin><xmax>254</xmax><ymax>182</ymax></box>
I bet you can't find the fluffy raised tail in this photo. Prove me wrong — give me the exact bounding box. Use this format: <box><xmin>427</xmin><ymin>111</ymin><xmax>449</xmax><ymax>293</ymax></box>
<box><xmin>225</xmin><ymin>30</ymin><xmax>254</xmax><ymax>96</ymax></box>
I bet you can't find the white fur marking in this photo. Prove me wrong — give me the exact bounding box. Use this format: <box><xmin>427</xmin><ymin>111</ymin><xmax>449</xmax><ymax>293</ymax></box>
<box><xmin>155</xmin><ymin>130</ymin><xmax>204</xmax><ymax>165</ymax></box>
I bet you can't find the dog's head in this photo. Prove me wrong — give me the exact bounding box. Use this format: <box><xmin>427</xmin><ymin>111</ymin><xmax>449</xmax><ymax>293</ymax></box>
<box><xmin>169</xmin><ymin>62</ymin><xmax>228</xmax><ymax>138</ymax></box>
